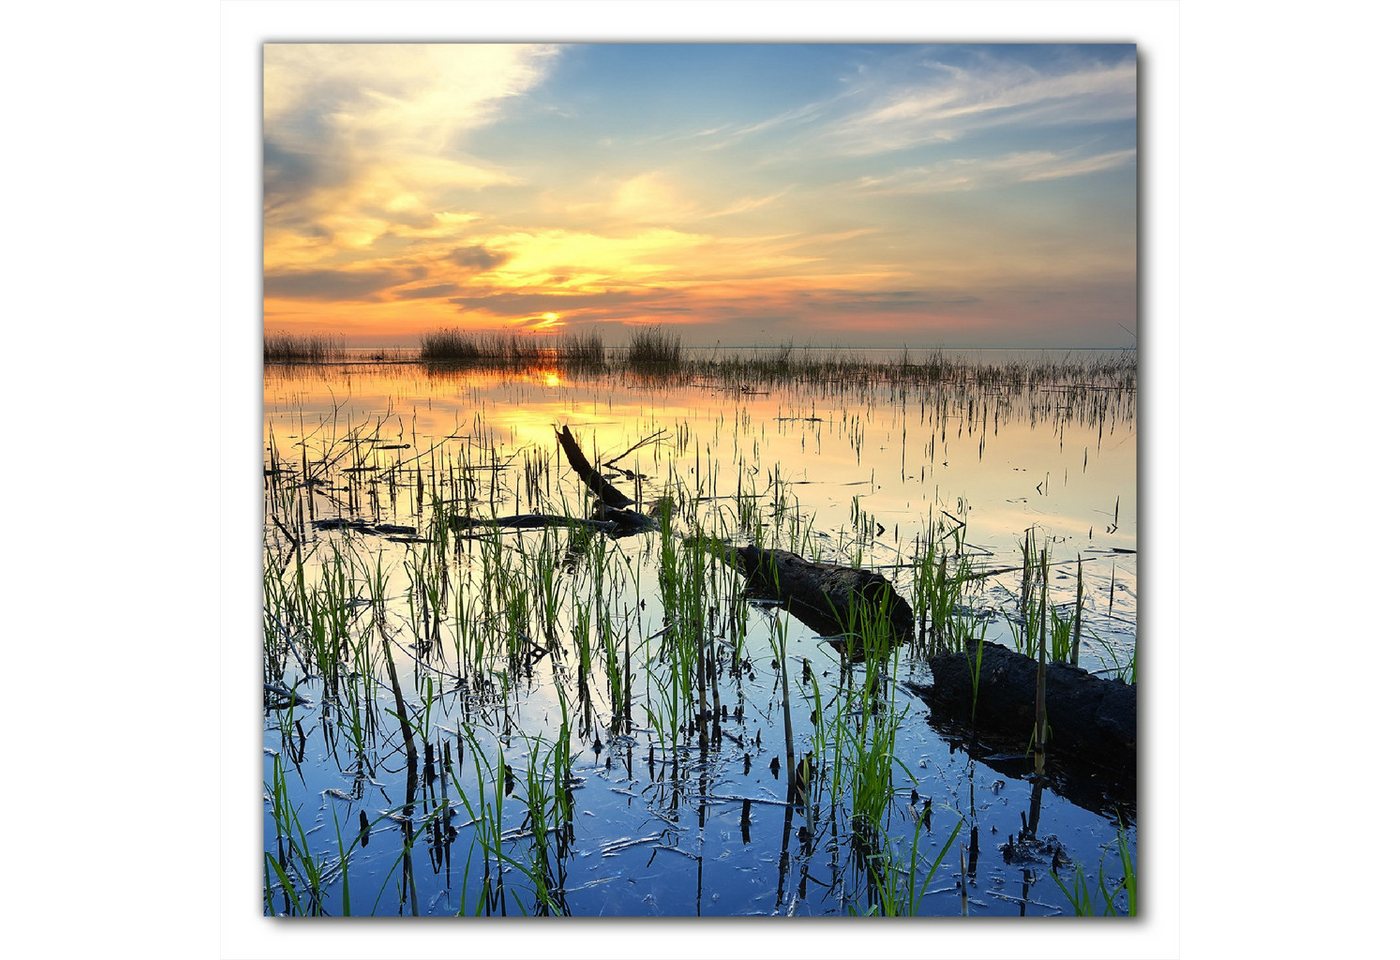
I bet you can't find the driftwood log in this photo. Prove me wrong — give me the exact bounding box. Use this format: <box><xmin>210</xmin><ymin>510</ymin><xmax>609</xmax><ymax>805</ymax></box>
<box><xmin>311</xmin><ymin>518</ymin><xmax>418</xmax><ymax>537</ymax></box>
<box><xmin>922</xmin><ymin>642</ymin><xmax>1135</xmax><ymax>775</ymax></box>
<box><xmin>729</xmin><ymin>544</ymin><xmax>915</xmax><ymax>650</ymax></box>
<box><xmin>449</xmin><ymin>508</ymin><xmax>657</xmax><ymax>539</ymax></box>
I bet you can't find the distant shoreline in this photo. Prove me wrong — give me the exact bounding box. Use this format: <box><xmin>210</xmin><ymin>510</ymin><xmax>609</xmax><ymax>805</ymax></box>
<box><xmin>279</xmin><ymin>343</ymin><xmax>1138</xmax><ymax>354</ymax></box>
<box><xmin>263</xmin><ymin>349</ymin><xmax>1137</xmax><ymax>394</ymax></box>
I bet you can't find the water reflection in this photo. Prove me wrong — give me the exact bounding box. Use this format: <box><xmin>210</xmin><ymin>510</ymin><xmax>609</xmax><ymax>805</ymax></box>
<box><xmin>266</xmin><ymin>362</ymin><xmax>1135</xmax><ymax>660</ymax></box>
<box><xmin>262</xmin><ymin>358</ymin><xmax>1136</xmax><ymax>917</ymax></box>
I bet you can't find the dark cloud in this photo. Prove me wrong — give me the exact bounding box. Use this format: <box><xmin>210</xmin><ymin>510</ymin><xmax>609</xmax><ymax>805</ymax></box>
<box><xmin>449</xmin><ymin>289</ymin><xmax>671</xmax><ymax>316</ymax></box>
<box><xmin>263</xmin><ymin>138</ymin><xmax>315</xmax><ymax>208</ymax></box>
<box><xmin>261</xmin><ymin>62</ymin><xmax>368</xmax><ymax>207</ymax></box>
<box><xmin>265</xmin><ymin>267</ymin><xmax>423</xmax><ymax>301</ymax></box>
<box><xmin>448</xmin><ymin>246</ymin><xmax>511</xmax><ymax>271</ymax></box>
<box><xmin>262</xmin><ymin>135</ymin><xmax>348</xmax><ymax>224</ymax></box>
<box><xmin>797</xmin><ymin>289</ymin><xmax>982</xmax><ymax>312</ymax></box>
<box><xmin>393</xmin><ymin>283</ymin><xmax>462</xmax><ymax>300</ymax></box>
<box><xmin>724</xmin><ymin>314</ymin><xmax>799</xmax><ymax>325</ymax></box>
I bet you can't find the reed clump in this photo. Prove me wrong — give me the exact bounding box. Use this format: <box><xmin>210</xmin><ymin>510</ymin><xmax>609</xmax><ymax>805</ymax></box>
<box><xmin>558</xmin><ymin>330</ymin><xmax>606</xmax><ymax>368</ymax></box>
<box><xmin>264</xmin><ymin>334</ymin><xmax>347</xmax><ymax>364</ymax></box>
<box><xmin>624</xmin><ymin>326</ymin><xmax>684</xmax><ymax>368</ymax></box>
<box><xmin>419</xmin><ymin>329</ymin><xmax>549</xmax><ymax>364</ymax></box>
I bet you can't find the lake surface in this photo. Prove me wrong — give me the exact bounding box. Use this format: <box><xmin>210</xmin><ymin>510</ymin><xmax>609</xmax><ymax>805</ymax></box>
<box><xmin>262</xmin><ymin>357</ymin><xmax>1137</xmax><ymax>916</ymax></box>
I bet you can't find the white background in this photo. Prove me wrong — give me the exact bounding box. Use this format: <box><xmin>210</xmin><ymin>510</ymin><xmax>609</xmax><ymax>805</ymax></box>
<box><xmin>2</xmin><ymin>2</ymin><xmax>1392</xmax><ymax>958</ymax></box>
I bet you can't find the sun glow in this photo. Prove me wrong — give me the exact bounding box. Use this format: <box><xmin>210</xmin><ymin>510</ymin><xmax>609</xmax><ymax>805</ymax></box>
<box><xmin>263</xmin><ymin>43</ymin><xmax>1137</xmax><ymax>348</ymax></box>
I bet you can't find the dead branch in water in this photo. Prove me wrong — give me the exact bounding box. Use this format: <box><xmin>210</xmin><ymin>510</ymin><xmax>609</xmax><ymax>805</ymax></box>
<box><xmin>450</xmin><ymin>510</ymin><xmax>656</xmax><ymax>538</ymax></box>
<box><xmin>601</xmin><ymin>428</ymin><xmax>669</xmax><ymax>469</ymax></box>
<box><xmin>556</xmin><ymin>424</ymin><xmax>635</xmax><ymax>509</ymax></box>
<box><xmin>311</xmin><ymin>517</ymin><xmax>418</xmax><ymax>537</ymax></box>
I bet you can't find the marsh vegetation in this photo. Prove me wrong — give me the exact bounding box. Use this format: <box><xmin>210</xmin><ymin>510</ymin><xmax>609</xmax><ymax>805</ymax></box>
<box><xmin>263</xmin><ymin>348</ymin><xmax>1136</xmax><ymax>916</ymax></box>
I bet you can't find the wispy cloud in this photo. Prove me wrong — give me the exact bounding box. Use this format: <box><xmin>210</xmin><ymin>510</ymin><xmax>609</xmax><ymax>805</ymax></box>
<box><xmin>693</xmin><ymin>100</ymin><xmax>831</xmax><ymax>151</ymax></box>
<box><xmin>263</xmin><ymin>43</ymin><xmax>558</xmax><ymax>242</ymax></box>
<box><xmin>699</xmin><ymin>188</ymin><xmax>793</xmax><ymax>219</ymax></box>
<box><xmin>855</xmin><ymin>147</ymin><xmax>1136</xmax><ymax>194</ymax></box>
<box><xmin>827</xmin><ymin>55</ymin><xmax>1136</xmax><ymax>155</ymax></box>
<box><xmin>1019</xmin><ymin>148</ymin><xmax>1136</xmax><ymax>181</ymax></box>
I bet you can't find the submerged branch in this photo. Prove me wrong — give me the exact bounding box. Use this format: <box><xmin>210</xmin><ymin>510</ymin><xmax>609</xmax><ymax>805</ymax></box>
<box><xmin>449</xmin><ymin>510</ymin><xmax>657</xmax><ymax>538</ymax></box>
<box><xmin>556</xmin><ymin>424</ymin><xmax>634</xmax><ymax>509</ymax></box>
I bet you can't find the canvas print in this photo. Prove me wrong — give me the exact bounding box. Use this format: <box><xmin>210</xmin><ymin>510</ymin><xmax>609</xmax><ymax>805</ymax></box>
<box><xmin>262</xmin><ymin>43</ymin><xmax>1137</xmax><ymax>917</ymax></box>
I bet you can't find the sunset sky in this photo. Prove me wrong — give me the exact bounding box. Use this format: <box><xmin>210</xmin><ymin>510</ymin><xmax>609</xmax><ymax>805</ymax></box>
<box><xmin>264</xmin><ymin>43</ymin><xmax>1136</xmax><ymax>348</ymax></box>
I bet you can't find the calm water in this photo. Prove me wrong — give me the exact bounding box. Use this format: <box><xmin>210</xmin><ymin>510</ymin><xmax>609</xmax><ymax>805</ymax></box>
<box><xmin>262</xmin><ymin>360</ymin><xmax>1136</xmax><ymax>916</ymax></box>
